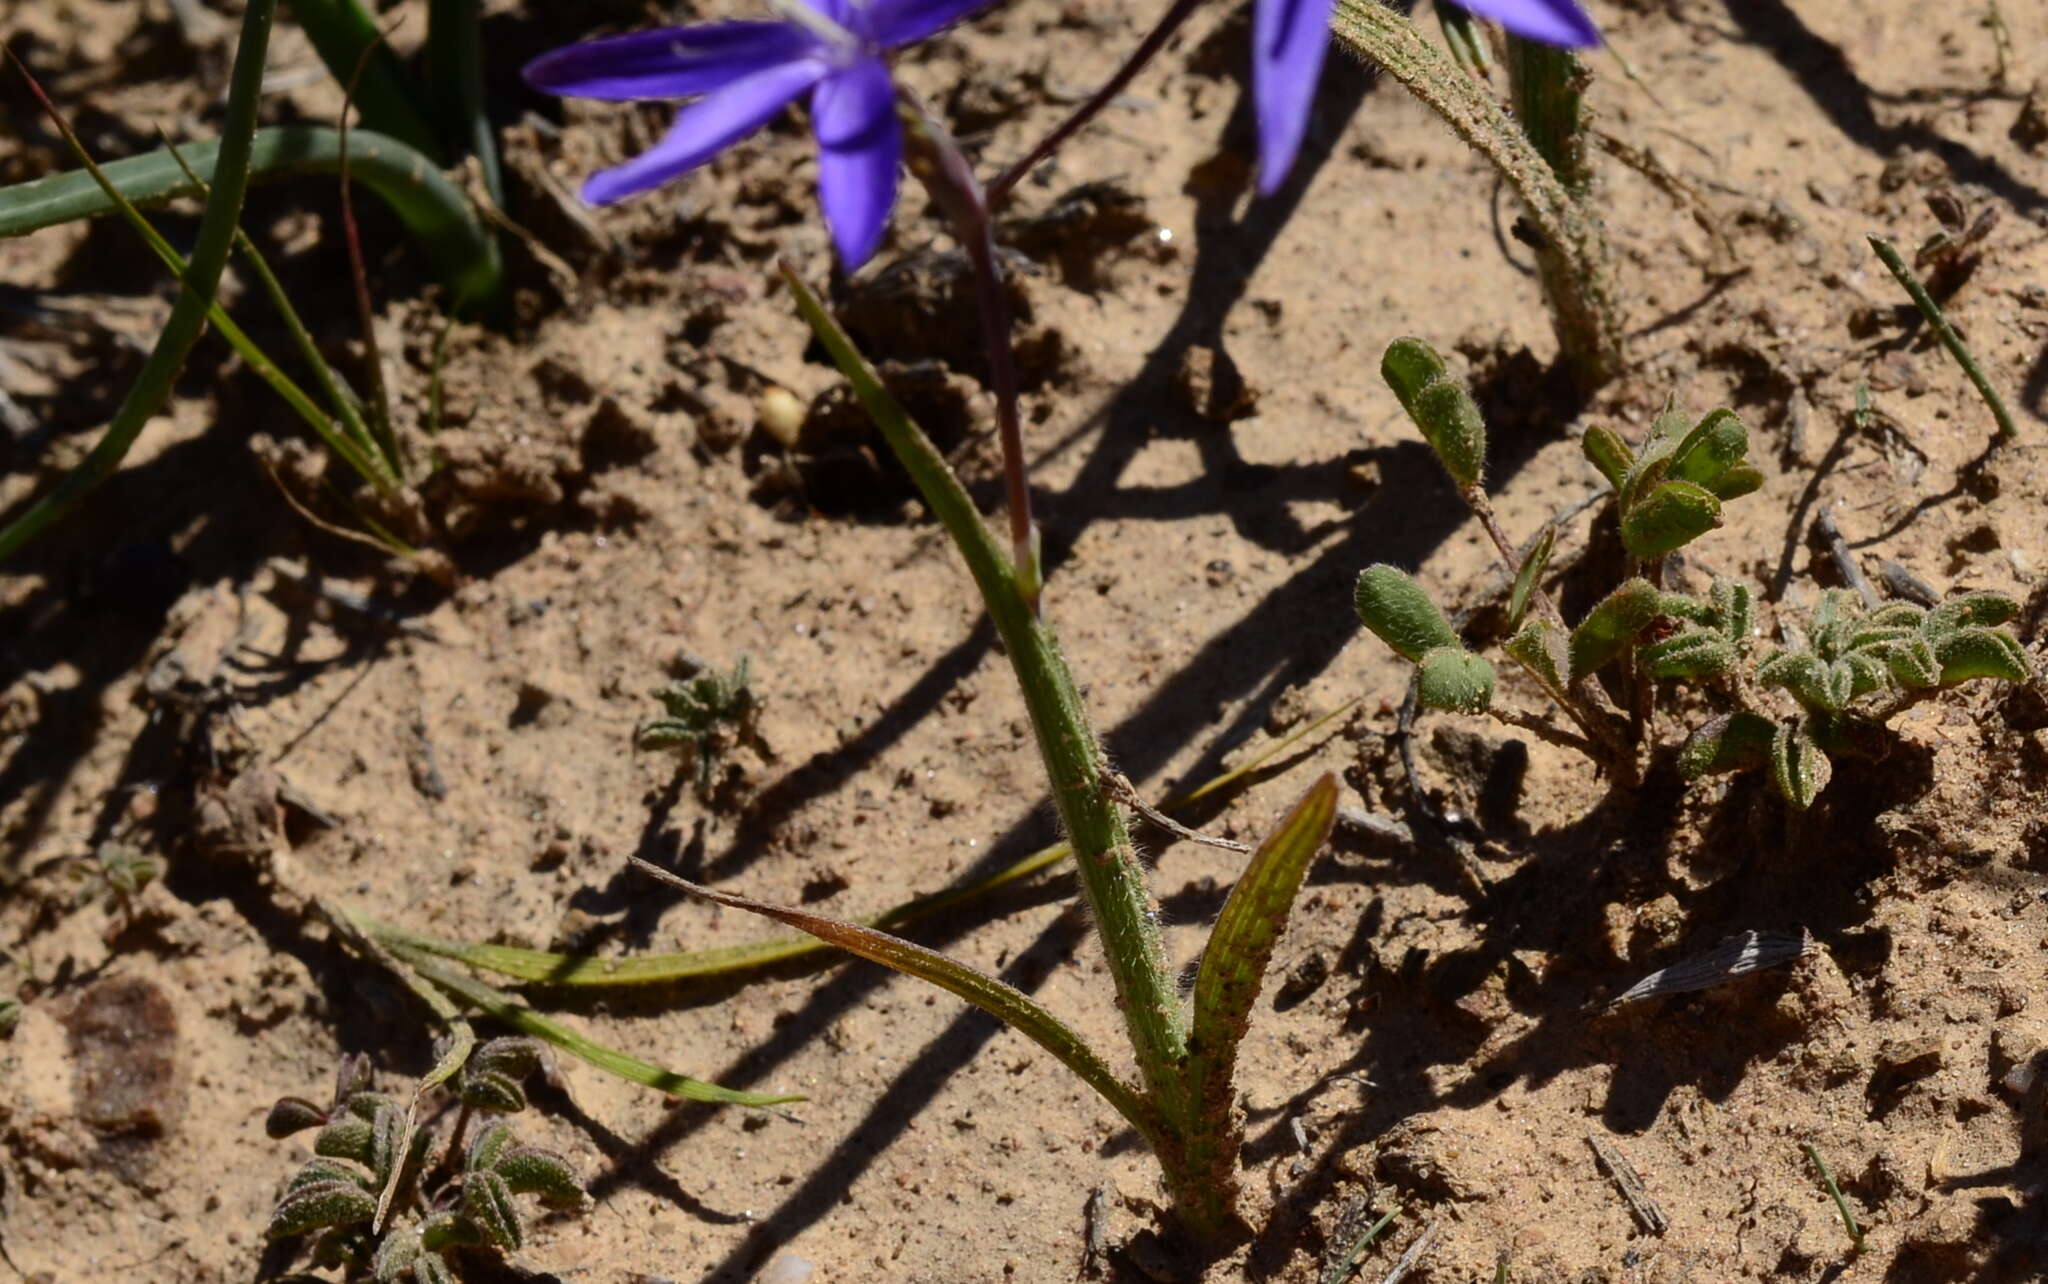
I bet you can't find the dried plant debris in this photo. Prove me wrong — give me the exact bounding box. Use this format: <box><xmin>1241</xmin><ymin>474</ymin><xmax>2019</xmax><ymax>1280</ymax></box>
<box><xmin>1605</xmin><ymin>930</ymin><xmax>1818</xmax><ymax>1009</ymax></box>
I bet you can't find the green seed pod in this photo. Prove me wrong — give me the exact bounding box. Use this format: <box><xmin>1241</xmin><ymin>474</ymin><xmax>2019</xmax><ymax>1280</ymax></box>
<box><xmin>266</xmin><ymin>1096</ymin><xmax>328</xmax><ymax>1139</ymax></box>
<box><xmin>467</xmin><ymin>1120</ymin><xmax>517</xmax><ymax>1173</ymax></box>
<box><xmin>1620</xmin><ymin>478</ymin><xmax>1722</xmax><ymax>560</ymax></box>
<box><xmin>1771</xmin><ymin>722</ymin><xmax>1833</xmax><ymax>810</ymax></box>
<box><xmin>1678</xmin><ymin>711</ymin><xmax>1777</xmax><ymax>779</ymax></box>
<box><xmin>1380</xmin><ymin>336</ymin><xmax>1450</xmax><ymax>414</ymax></box>
<box><xmin>1639</xmin><ymin>628</ymin><xmax>1734</xmax><ymax>679</ymax></box>
<box><xmin>1355</xmin><ymin>565</ymin><xmax>1460</xmax><ymax>662</ymax></box>
<box><xmin>1567</xmin><ymin>578</ymin><xmax>1664</xmax><ymax>680</ymax></box>
<box><xmin>1508</xmin><ymin>524</ymin><xmax>1555</xmax><ymax>629</ymax></box>
<box><xmin>314</xmin><ymin>1115</ymin><xmax>375</xmax><ymax>1164</ymax></box>
<box><xmin>1417</xmin><ymin>646</ymin><xmax>1496</xmax><ymax>713</ymax></box>
<box><xmin>267</xmin><ymin>1179</ymin><xmax>378</xmax><ymax>1240</ymax></box>
<box><xmin>1934</xmin><ymin>627</ymin><xmax>2030</xmax><ymax>684</ymax></box>
<box><xmin>462</xmin><ymin>1169</ymin><xmax>525</xmax><ymax>1252</ymax></box>
<box><xmin>1505</xmin><ymin>618</ymin><xmax>1569</xmax><ymax>695</ymax></box>
<box><xmin>1410</xmin><ymin>379</ymin><xmax>1488</xmax><ymax>488</ymax></box>
<box><xmin>493</xmin><ymin>1145</ymin><xmax>588</xmax><ymax>1208</ymax></box>
<box><xmin>1580</xmin><ymin>425</ymin><xmax>1634</xmax><ymax>490</ymax></box>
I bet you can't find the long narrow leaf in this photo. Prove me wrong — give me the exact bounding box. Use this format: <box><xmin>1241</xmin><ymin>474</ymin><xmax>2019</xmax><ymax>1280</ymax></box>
<box><xmin>0</xmin><ymin>0</ymin><xmax>277</xmax><ymax>561</ymax></box>
<box><xmin>283</xmin><ymin>0</ymin><xmax>442</xmax><ymax>160</ymax></box>
<box><xmin>627</xmin><ymin>858</ymin><xmax>1159</xmax><ymax>1142</ymax></box>
<box><xmin>396</xmin><ymin>951</ymin><xmax>803</xmax><ymax>1107</ymax></box>
<box><xmin>0</xmin><ymin>126</ymin><xmax>502</xmax><ymax>315</ymax></box>
<box><xmin>1180</xmin><ymin>775</ymin><xmax>1339</xmax><ymax>1185</ymax></box>
<box><xmin>359</xmin><ymin>701</ymin><xmax>1358</xmax><ymax>988</ymax></box>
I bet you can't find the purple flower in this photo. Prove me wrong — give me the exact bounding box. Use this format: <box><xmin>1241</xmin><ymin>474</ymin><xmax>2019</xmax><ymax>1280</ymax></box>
<box><xmin>525</xmin><ymin>0</ymin><xmax>990</xmax><ymax>267</ymax></box>
<box><xmin>1253</xmin><ymin>0</ymin><xmax>1602</xmax><ymax>195</ymax></box>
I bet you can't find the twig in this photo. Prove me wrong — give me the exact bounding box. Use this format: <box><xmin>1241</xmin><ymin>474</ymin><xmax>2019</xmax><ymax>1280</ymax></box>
<box><xmin>1107</xmin><ymin>772</ymin><xmax>1249</xmax><ymax>853</ymax></box>
<box><xmin>1586</xmin><ymin>1134</ymin><xmax>1668</xmax><ymax>1235</ymax></box>
<box><xmin>1867</xmin><ymin>234</ymin><xmax>2017</xmax><ymax>442</ymax></box>
<box><xmin>1378</xmin><ymin>1220</ymin><xmax>1440</xmax><ymax>1284</ymax></box>
<box><xmin>1814</xmin><ymin>506</ymin><xmax>1877</xmax><ymax>609</ymax></box>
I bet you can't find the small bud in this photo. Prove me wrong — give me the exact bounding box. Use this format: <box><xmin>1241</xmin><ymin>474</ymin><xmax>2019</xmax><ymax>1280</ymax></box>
<box><xmin>1933</xmin><ymin>627</ymin><xmax>2030</xmax><ymax>684</ymax></box>
<box><xmin>1567</xmin><ymin>579</ymin><xmax>1663</xmax><ymax>680</ymax></box>
<box><xmin>493</xmin><ymin>1145</ymin><xmax>588</xmax><ymax>1209</ymax></box>
<box><xmin>1678</xmin><ymin>712</ymin><xmax>1776</xmax><ymax>779</ymax></box>
<box><xmin>1620</xmin><ymin>478</ymin><xmax>1722</xmax><ymax>559</ymax></box>
<box><xmin>1580</xmin><ymin>425</ymin><xmax>1634</xmax><ymax>489</ymax></box>
<box><xmin>1354</xmin><ymin>565</ymin><xmax>1460</xmax><ymax>662</ymax></box>
<box><xmin>267</xmin><ymin>1180</ymin><xmax>378</xmax><ymax>1240</ymax></box>
<box><xmin>462</xmin><ymin>1169</ymin><xmax>525</xmax><ymax>1252</ymax></box>
<box><xmin>1771</xmin><ymin>722</ymin><xmax>1833</xmax><ymax>810</ymax></box>
<box><xmin>1416</xmin><ymin>646</ymin><xmax>1495</xmax><ymax>713</ymax></box>
<box><xmin>1508</xmin><ymin>524</ymin><xmax>1555</xmax><ymax>629</ymax></box>
<box><xmin>266</xmin><ymin>1096</ymin><xmax>329</xmax><ymax>1139</ymax></box>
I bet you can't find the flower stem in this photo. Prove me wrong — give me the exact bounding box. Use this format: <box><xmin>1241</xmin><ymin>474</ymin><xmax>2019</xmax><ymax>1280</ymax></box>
<box><xmin>986</xmin><ymin>0</ymin><xmax>1204</xmax><ymax>209</ymax></box>
<box><xmin>1867</xmin><ymin>234</ymin><xmax>2017</xmax><ymax>443</ymax></box>
<box><xmin>899</xmin><ymin>95</ymin><xmax>1042</xmax><ymax>607</ymax></box>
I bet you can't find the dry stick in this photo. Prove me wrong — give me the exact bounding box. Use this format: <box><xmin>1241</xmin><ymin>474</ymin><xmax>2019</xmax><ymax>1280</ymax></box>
<box><xmin>1587</xmin><ymin>1134</ymin><xmax>1668</xmax><ymax>1234</ymax></box>
<box><xmin>1814</xmin><ymin>505</ymin><xmax>1877</xmax><ymax>609</ymax></box>
<box><xmin>1377</xmin><ymin>1220</ymin><xmax>1440</xmax><ymax>1284</ymax></box>
<box><xmin>1867</xmin><ymin>234</ymin><xmax>2017</xmax><ymax>442</ymax></box>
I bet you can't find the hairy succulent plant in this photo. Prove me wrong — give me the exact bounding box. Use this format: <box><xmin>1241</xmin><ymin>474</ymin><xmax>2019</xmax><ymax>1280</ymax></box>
<box><xmin>636</xmin><ymin>655</ymin><xmax>763</xmax><ymax>796</ymax></box>
<box><xmin>1352</xmin><ymin>335</ymin><xmax>2031</xmax><ymax>809</ymax></box>
<box><xmin>265</xmin><ymin>1040</ymin><xmax>586</xmax><ymax>1282</ymax></box>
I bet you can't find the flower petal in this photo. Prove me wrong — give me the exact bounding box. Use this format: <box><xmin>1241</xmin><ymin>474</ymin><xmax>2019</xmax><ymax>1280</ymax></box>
<box><xmin>1451</xmin><ymin>0</ymin><xmax>1600</xmax><ymax>48</ymax></box>
<box><xmin>523</xmin><ymin>22</ymin><xmax>821</xmax><ymax>102</ymax></box>
<box><xmin>811</xmin><ymin>58</ymin><xmax>902</xmax><ymax>266</ymax></box>
<box><xmin>581</xmin><ymin>58</ymin><xmax>826</xmax><ymax>205</ymax></box>
<box><xmin>868</xmin><ymin>0</ymin><xmax>993</xmax><ymax>48</ymax></box>
<box><xmin>1252</xmin><ymin>0</ymin><xmax>1337</xmax><ymax>195</ymax></box>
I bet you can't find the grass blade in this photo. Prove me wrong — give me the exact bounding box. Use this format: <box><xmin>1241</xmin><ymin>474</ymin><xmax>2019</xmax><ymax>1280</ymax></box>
<box><xmin>357</xmin><ymin>700</ymin><xmax>1359</xmax><ymax>988</ymax></box>
<box><xmin>283</xmin><ymin>0</ymin><xmax>441</xmax><ymax>160</ymax></box>
<box><xmin>1867</xmin><ymin>234</ymin><xmax>2016</xmax><ymax>442</ymax></box>
<box><xmin>627</xmin><ymin>858</ymin><xmax>1159</xmax><ymax>1142</ymax></box>
<box><xmin>0</xmin><ymin>0</ymin><xmax>277</xmax><ymax>562</ymax></box>
<box><xmin>1179</xmin><ymin>775</ymin><xmax>1339</xmax><ymax>1209</ymax></box>
<box><xmin>1801</xmin><ymin>1141</ymin><xmax>1865</xmax><ymax>1255</ymax></box>
<box><xmin>426</xmin><ymin>0</ymin><xmax>504</xmax><ymax>208</ymax></box>
<box><xmin>0</xmin><ymin>125</ymin><xmax>503</xmax><ymax>316</ymax></box>
<box><xmin>397</xmin><ymin>950</ymin><xmax>803</xmax><ymax>1107</ymax></box>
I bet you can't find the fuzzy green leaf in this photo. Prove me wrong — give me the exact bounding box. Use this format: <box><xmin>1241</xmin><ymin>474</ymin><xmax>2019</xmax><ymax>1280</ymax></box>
<box><xmin>1639</xmin><ymin>628</ymin><xmax>1733</xmax><ymax>680</ymax></box>
<box><xmin>1505</xmin><ymin>618</ymin><xmax>1570</xmax><ymax>700</ymax></box>
<box><xmin>1707</xmin><ymin>463</ymin><xmax>1764</xmax><ymax>501</ymax></box>
<box><xmin>268</xmin><ymin>1179</ymin><xmax>378</xmax><ymax>1240</ymax></box>
<box><xmin>1417</xmin><ymin>646</ymin><xmax>1496</xmax><ymax>712</ymax></box>
<box><xmin>416</xmin><ymin>1249</ymin><xmax>457</xmax><ymax>1284</ymax></box>
<box><xmin>622</xmin><ymin>861</ymin><xmax>1158</xmax><ymax>1143</ymax></box>
<box><xmin>1771</xmin><ymin>722</ymin><xmax>1833</xmax><ymax>809</ymax></box>
<box><xmin>266</xmin><ymin>1096</ymin><xmax>328</xmax><ymax>1139</ymax></box>
<box><xmin>1668</xmin><ymin>408</ymin><xmax>1749</xmax><ymax>490</ymax></box>
<box><xmin>1354</xmin><ymin>565</ymin><xmax>1460</xmax><ymax>662</ymax></box>
<box><xmin>1568</xmin><ymin>578</ymin><xmax>1663</xmax><ymax>680</ymax></box>
<box><xmin>1380</xmin><ymin>336</ymin><xmax>1450</xmax><ymax>413</ymax></box>
<box><xmin>470</xmin><ymin>1036</ymin><xmax>542</xmax><ymax>1081</ymax></box>
<box><xmin>345</xmin><ymin>1092</ymin><xmax>401</xmax><ymax>1122</ymax></box>
<box><xmin>1934</xmin><ymin>627</ymin><xmax>2030</xmax><ymax>684</ymax></box>
<box><xmin>287</xmin><ymin>1156</ymin><xmax>369</xmax><ymax>1193</ymax></box>
<box><xmin>461</xmin><ymin>1069</ymin><xmax>528</xmax><ymax>1114</ymax></box>
<box><xmin>1508</xmin><ymin>524</ymin><xmax>1554</xmax><ymax>629</ymax></box>
<box><xmin>1925</xmin><ymin>592</ymin><xmax>2020</xmax><ymax>637</ymax></box>
<box><xmin>492</xmin><ymin>1145</ymin><xmax>587</xmax><ymax>1209</ymax></box>
<box><xmin>1580</xmin><ymin>425</ymin><xmax>1633</xmax><ymax>489</ymax></box>
<box><xmin>467</xmin><ymin>1120</ymin><xmax>517</xmax><ymax>1174</ymax></box>
<box><xmin>1409</xmin><ymin>380</ymin><xmax>1488</xmax><ymax>488</ymax></box>
<box><xmin>418</xmin><ymin>1211</ymin><xmax>481</xmax><ymax>1252</ymax></box>
<box><xmin>1757</xmin><ymin>650</ymin><xmax>1847</xmax><ymax>712</ymax></box>
<box><xmin>462</xmin><ymin>1169</ymin><xmax>524</xmax><ymax>1251</ymax></box>
<box><xmin>1620</xmin><ymin>478</ymin><xmax>1722</xmax><ymax>559</ymax></box>
<box><xmin>314</xmin><ymin>1116</ymin><xmax>374</xmax><ymax>1164</ymax></box>
<box><xmin>1678</xmin><ymin>711</ymin><xmax>1776</xmax><ymax>779</ymax></box>
<box><xmin>1711</xmin><ymin>579</ymin><xmax>1754</xmax><ymax>643</ymax></box>
<box><xmin>1866</xmin><ymin>602</ymin><xmax>1926</xmax><ymax>630</ymax></box>
<box><xmin>1842</xmin><ymin>651</ymin><xmax>1891</xmax><ymax>701</ymax></box>
<box><xmin>371</xmin><ymin>1227</ymin><xmax>420</xmax><ymax>1283</ymax></box>
<box><xmin>1184</xmin><ymin>777</ymin><xmax>1338</xmax><ymax>1171</ymax></box>
<box><xmin>1884</xmin><ymin>636</ymin><xmax>1941</xmax><ymax>688</ymax></box>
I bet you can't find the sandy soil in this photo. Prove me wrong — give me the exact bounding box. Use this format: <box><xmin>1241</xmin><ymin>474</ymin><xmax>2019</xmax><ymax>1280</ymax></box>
<box><xmin>5</xmin><ymin>0</ymin><xmax>2048</xmax><ymax>1280</ymax></box>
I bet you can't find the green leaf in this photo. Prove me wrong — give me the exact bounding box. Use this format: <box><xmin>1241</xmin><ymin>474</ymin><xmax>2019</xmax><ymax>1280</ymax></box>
<box><xmin>1934</xmin><ymin>627</ymin><xmax>2030</xmax><ymax>684</ymax></box>
<box><xmin>1568</xmin><ymin>578</ymin><xmax>1663</xmax><ymax>680</ymax></box>
<box><xmin>1504</xmin><ymin>618</ymin><xmax>1570</xmax><ymax>701</ymax></box>
<box><xmin>1409</xmin><ymin>379</ymin><xmax>1488</xmax><ymax>489</ymax></box>
<box><xmin>1757</xmin><ymin>650</ymin><xmax>1845</xmax><ymax>712</ymax></box>
<box><xmin>1667</xmin><ymin>408</ymin><xmax>1749</xmax><ymax>490</ymax></box>
<box><xmin>621</xmin><ymin>859</ymin><xmax>1159</xmax><ymax>1145</ymax></box>
<box><xmin>1354</xmin><ymin>565</ymin><xmax>1461</xmax><ymax>662</ymax></box>
<box><xmin>1842</xmin><ymin>651</ymin><xmax>1891</xmax><ymax>701</ymax></box>
<box><xmin>1620</xmin><ymin>478</ymin><xmax>1722</xmax><ymax>560</ymax></box>
<box><xmin>415</xmin><ymin>1250</ymin><xmax>457</xmax><ymax>1284</ymax></box>
<box><xmin>1707</xmin><ymin>463</ymin><xmax>1764</xmax><ymax>501</ymax></box>
<box><xmin>1183</xmin><ymin>777</ymin><xmax>1338</xmax><ymax>1185</ymax></box>
<box><xmin>314</xmin><ymin>1116</ymin><xmax>374</xmax><ymax>1164</ymax></box>
<box><xmin>1925</xmin><ymin>592</ymin><xmax>2020</xmax><ymax>637</ymax></box>
<box><xmin>1678</xmin><ymin>711</ymin><xmax>1776</xmax><ymax>779</ymax></box>
<box><xmin>1639</xmin><ymin>627</ymin><xmax>1734</xmax><ymax>679</ymax></box>
<box><xmin>460</xmin><ymin>1068</ymin><xmax>528</xmax><ymax>1114</ymax></box>
<box><xmin>1417</xmin><ymin>646</ymin><xmax>1496</xmax><ymax>712</ymax></box>
<box><xmin>1771</xmin><ymin>722</ymin><xmax>1833</xmax><ymax>809</ymax></box>
<box><xmin>266</xmin><ymin>1096</ymin><xmax>328</xmax><ymax>1139</ymax></box>
<box><xmin>287</xmin><ymin>1156</ymin><xmax>369</xmax><ymax>1193</ymax></box>
<box><xmin>268</xmin><ymin>1180</ymin><xmax>377</xmax><ymax>1240</ymax></box>
<box><xmin>371</xmin><ymin>1227</ymin><xmax>420</xmax><ymax>1283</ymax></box>
<box><xmin>396</xmin><ymin>953</ymin><xmax>803</xmax><ymax>1108</ymax></box>
<box><xmin>492</xmin><ymin>1146</ymin><xmax>587</xmax><ymax>1209</ymax></box>
<box><xmin>467</xmin><ymin>1120</ymin><xmax>517</xmax><ymax>1173</ymax></box>
<box><xmin>1710</xmin><ymin>579</ymin><xmax>1754</xmax><ymax>644</ymax></box>
<box><xmin>1380</xmin><ymin>336</ymin><xmax>1450</xmax><ymax>414</ymax></box>
<box><xmin>471</xmin><ymin>1036</ymin><xmax>541</xmax><ymax>1079</ymax></box>
<box><xmin>1508</xmin><ymin>524</ymin><xmax>1554</xmax><ymax>629</ymax></box>
<box><xmin>1883</xmin><ymin>636</ymin><xmax>1940</xmax><ymax>688</ymax></box>
<box><xmin>1580</xmin><ymin>425</ymin><xmax>1633</xmax><ymax>490</ymax></box>
<box><xmin>418</xmin><ymin>1211</ymin><xmax>481</xmax><ymax>1252</ymax></box>
<box><xmin>462</xmin><ymin>1169</ymin><xmax>523</xmax><ymax>1251</ymax></box>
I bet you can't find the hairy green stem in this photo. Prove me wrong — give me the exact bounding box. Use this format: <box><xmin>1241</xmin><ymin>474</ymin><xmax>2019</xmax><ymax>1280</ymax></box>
<box><xmin>0</xmin><ymin>0</ymin><xmax>278</xmax><ymax>562</ymax></box>
<box><xmin>1330</xmin><ymin>0</ymin><xmax>1623</xmax><ymax>388</ymax></box>
<box><xmin>283</xmin><ymin>0</ymin><xmax>442</xmax><ymax>160</ymax></box>
<box><xmin>784</xmin><ymin>263</ymin><xmax>1197</xmax><ymax>1183</ymax></box>
<box><xmin>1867</xmin><ymin>234</ymin><xmax>2016</xmax><ymax>442</ymax></box>
<box><xmin>0</xmin><ymin>126</ymin><xmax>504</xmax><ymax>316</ymax></box>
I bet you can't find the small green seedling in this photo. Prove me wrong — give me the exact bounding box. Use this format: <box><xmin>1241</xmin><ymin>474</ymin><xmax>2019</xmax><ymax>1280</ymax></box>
<box><xmin>636</xmin><ymin>656</ymin><xmax>764</xmax><ymax>796</ymax></box>
<box><xmin>1354</xmin><ymin>336</ymin><xmax>2029</xmax><ymax>808</ymax></box>
<box><xmin>265</xmin><ymin>1040</ymin><xmax>587</xmax><ymax>1282</ymax></box>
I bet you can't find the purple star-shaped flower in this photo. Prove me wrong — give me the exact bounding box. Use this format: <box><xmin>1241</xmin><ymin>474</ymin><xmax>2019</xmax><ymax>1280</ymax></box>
<box><xmin>525</xmin><ymin>0</ymin><xmax>989</xmax><ymax>267</ymax></box>
<box><xmin>1253</xmin><ymin>0</ymin><xmax>1602</xmax><ymax>195</ymax></box>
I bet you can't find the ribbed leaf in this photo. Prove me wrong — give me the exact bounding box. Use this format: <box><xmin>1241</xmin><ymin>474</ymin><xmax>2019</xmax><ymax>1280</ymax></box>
<box><xmin>265</xmin><ymin>1096</ymin><xmax>328</xmax><ymax>1139</ymax></box>
<box><xmin>1678</xmin><ymin>711</ymin><xmax>1776</xmax><ymax>779</ymax></box>
<box><xmin>1621</xmin><ymin>478</ymin><xmax>1722</xmax><ymax>559</ymax></box>
<box><xmin>1508</xmin><ymin>524</ymin><xmax>1554</xmax><ymax>629</ymax></box>
<box><xmin>1380</xmin><ymin>336</ymin><xmax>1449</xmax><ymax>414</ymax></box>
<box><xmin>1639</xmin><ymin>628</ymin><xmax>1733</xmax><ymax>679</ymax></box>
<box><xmin>1771</xmin><ymin>722</ymin><xmax>1832</xmax><ymax>809</ymax></box>
<box><xmin>1504</xmin><ymin>618</ymin><xmax>1570</xmax><ymax>702</ymax></box>
<box><xmin>466</xmin><ymin>1120</ymin><xmax>517</xmax><ymax>1174</ymax></box>
<box><xmin>492</xmin><ymin>1146</ymin><xmax>587</xmax><ymax>1209</ymax></box>
<box><xmin>1884</xmin><ymin>636</ymin><xmax>1940</xmax><ymax>688</ymax></box>
<box><xmin>268</xmin><ymin>1180</ymin><xmax>377</xmax><ymax>1239</ymax></box>
<box><xmin>1409</xmin><ymin>380</ymin><xmax>1488</xmax><ymax>488</ymax></box>
<box><xmin>1580</xmin><ymin>425</ymin><xmax>1633</xmax><ymax>489</ymax></box>
<box><xmin>460</xmin><ymin>1069</ymin><xmax>527</xmax><ymax>1114</ymax></box>
<box><xmin>621</xmin><ymin>860</ymin><xmax>1156</xmax><ymax>1140</ymax></box>
<box><xmin>1934</xmin><ymin>628</ymin><xmax>2030</xmax><ymax>683</ymax></box>
<box><xmin>1568</xmin><ymin>578</ymin><xmax>1663</xmax><ymax>680</ymax></box>
<box><xmin>286</xmin><ymin>1156</ymin><xmax>368</xmax><ymax>1193</ymax></box>
<box><xmin>314</xmin><ymin>1115</ymin><xmax>374</xmax><ymax>1163</ymax></box>
<box><xmin>462</xmin><ymin>1169</ymin><xmax>523</xmax><ymax>1251</ymax></box>
<box><xmin>1667</xmin><ymin>407</ymin><xmax>1749</xmax><ymax>489</ymax></box>
<box><xmin>1925</xmin><ymin>592</ymin><xmax>2019</xmax><ymax>637</ymax></box>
